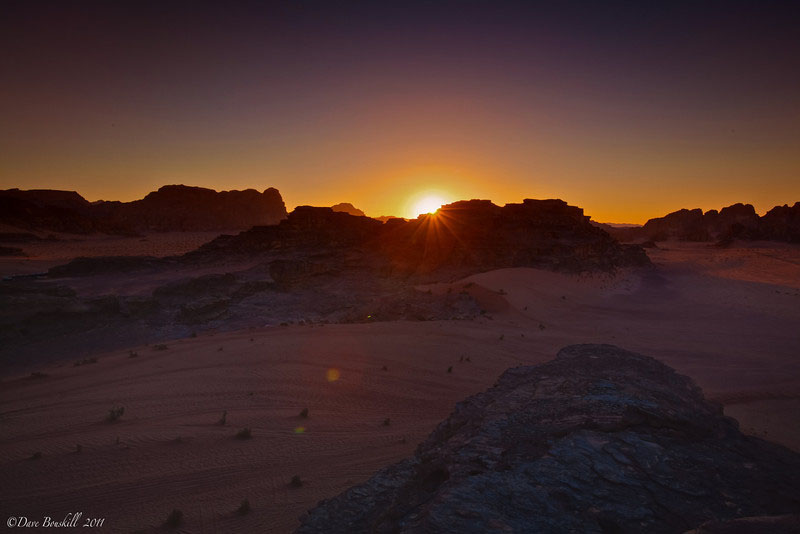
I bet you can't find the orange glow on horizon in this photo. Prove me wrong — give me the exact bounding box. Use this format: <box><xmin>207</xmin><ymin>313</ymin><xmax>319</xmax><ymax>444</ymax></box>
<box><xmin>405</xmin><ymin>189</ymin><xmax>455</xmax><ymax>219</ymax></box>
<box><xmin>410</xmin><ymin>194</ymin><xmax>447</xmax><ymax>218</ymax></box>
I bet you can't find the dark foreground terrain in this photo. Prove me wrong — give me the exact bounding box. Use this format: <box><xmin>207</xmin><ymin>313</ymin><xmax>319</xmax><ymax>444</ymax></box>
<box><xmin>298</xmin><ymin>344</ymin><xmax>800</xmax><ymax>533</ymax></box>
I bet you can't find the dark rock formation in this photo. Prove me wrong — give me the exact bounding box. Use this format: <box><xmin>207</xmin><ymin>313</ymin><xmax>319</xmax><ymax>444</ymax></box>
<box><xmin>0</xmin><ymin>185</ymin><xmax>287</xmax><ymax>234</ymax></box>
<box><xmin>686</xmin><ymin>514</ymin><xmax>800</xmax><ymax>534</ymax></box>
<box><xmin>606</xmin><ymin>202</ymin><xmax>799</xmax><ymax>244</ymax></box>
<box><xmin>735</xmin><ymin>202</ymin><xmax>800</xmax><ymax>243</ymax></box>
<box><xmin>94</xmin><ymin>185</ymin><xmax>287</xmax><ymax>231</ymax></box>
<box><xmin>198</xmin><ymin>199</ymin><xmax>649</xmax><ymax>277</ymax></box>
<box><xmin>331</xmin><ymin>202</ymin><xmax>366</xmax><ymax>217</ymax></box>
<box><xmin>297</xmin><ymin>344</ymin><xmax>800</xmax><ymax>534</ymax></box>
<box><xmin>0</xmin><ymin>188</ymin><xmax>101</xmax><ymax>234</ymax></box>
<box><xmin>0</xmin><ymin>246</ymin><xmax>25</xmax><ymax>257</ymax></box>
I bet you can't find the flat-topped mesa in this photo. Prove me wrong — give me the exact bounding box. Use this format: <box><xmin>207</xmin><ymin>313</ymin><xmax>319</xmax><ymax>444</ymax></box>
<box><xmin>198</xmin><ymin>199</ymin><xmax>649</xmax><ymax>274</ymax></box>
<box><xmin>297</xmin><ymin>344</ymin><xmax>800</xmax><ymax>534</ymax></box>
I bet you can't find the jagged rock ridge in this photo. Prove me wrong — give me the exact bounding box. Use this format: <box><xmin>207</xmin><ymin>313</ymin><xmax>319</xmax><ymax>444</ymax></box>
<box><xmin>0</xmin><ymin>185</ymin><xmax>287</xmax><ymax>234</ymax></box>
<box><xmin>607</xmin><ymin>202</ymin><xmax>800</xmax><ymax>243</ymax></box>
<box><xmin>297</xmin><ymin>344</ymin><xmax>800</xmax><ymax>533</ymax></box>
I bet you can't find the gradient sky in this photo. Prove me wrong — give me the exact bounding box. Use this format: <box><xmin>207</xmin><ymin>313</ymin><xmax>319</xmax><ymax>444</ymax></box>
<box><xmin>2</xmin><ymin>0</ymin><xmax>799</xmax><ymax>222</ymax></box>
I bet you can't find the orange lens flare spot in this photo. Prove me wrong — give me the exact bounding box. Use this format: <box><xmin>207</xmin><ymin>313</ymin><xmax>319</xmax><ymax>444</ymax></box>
<box><xmin>326</xmin><ymin>368</ymin><xmax>341</xmax><ymax>382</ymax></box>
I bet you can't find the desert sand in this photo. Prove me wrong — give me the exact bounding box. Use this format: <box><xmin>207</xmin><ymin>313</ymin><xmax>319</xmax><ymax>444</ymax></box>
<box><xmin>1</xmin><ymin>240</ymin><xmax>799</xmax><ymax>532</ymax></box>
<box><xmin>0</xmin><ymin>231</ymin><xmax>223</xmax><ymax>278</ymax></box>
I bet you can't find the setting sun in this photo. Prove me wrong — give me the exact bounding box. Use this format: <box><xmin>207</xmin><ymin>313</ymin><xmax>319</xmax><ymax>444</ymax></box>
<box><xmin>410</xmin><ymin>194</ymin><xmax>448</xmax><ymax>218</ymax></box>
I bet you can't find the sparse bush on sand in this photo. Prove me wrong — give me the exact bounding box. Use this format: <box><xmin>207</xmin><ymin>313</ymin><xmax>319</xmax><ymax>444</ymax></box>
<box><xmin>30</xmin><ymin>451</ymin><xmax>42</xmax><ymax>460</ymax></box>
<box><xmin>299</xmin><ymin>407</ymin><xmax>309</xmax><ymax>418</ymax></box>
<box><xmin>153</xmin><ymin>344</ymin><xmax>168</xmax><ymax>351</ymax></box>
<box><xmin>237</xmin><ymin>498</ymin><xmax>251</xmax><ymax>516</ymax></box>
<box><xmin>383</xmin><ymin>418</ymin><xmax>391</xmax><ymax>426</ymax></box>
<box><xmin>447</xmin><ymin>366</ymin><xmax>453</xmax><ymax>373</ymax></box>
<box><xmin>290</xmin><ymin>475</ymin><xmax>303</xmax><ymax>488</ymax></box>
<box><xmin>164</xmin><ymin>509</ymin><xmax>183</xmax><ymax>528</ymax></box>
<box><xmin>107</xmin><ymin>406</ymin><xmax>125</xmax><ymax>422</ymax></box>
<box><xmin>218</xmin><ymin>410</ymin><xmax>227</xmax><ymax>426</ymax></box>
<box><xmin>235</xmin><ymin>427</ymin><xmax>252</xmax><ymax>439</ymax></box>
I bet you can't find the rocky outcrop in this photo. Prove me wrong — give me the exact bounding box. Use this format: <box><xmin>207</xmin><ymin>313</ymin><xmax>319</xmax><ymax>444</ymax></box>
<box><xmin>607</xmin><ymin>202</ymin><xmax>799</xmax><ymax>243</ymax></box>
<box><xmin>0</xmin><ymin>185</ymin><xmax>287</xmax><ymax>234</ymax></box>
<box><xmin>0</xmin><ymin>189</ymin><xmax>102</xmax><ymax>234</ymax></box>
<box><xmin>199</xmin><ymin>199</ymin><xmax>649</xmax><ymax>276</ymax></box>
<box><xmin>331</xmin><ymin>202</ymin><xmax>366</xmax><ymax>217</ymax></box>
<box><xmin>297</xmin><ymin>344</ymin><xmax>800</xmax><ymax>534</ymax></box>
<box><xmin>94</xmin><ymin>185</ymin><xmax>287</xmax><ymax>231</ymax></box>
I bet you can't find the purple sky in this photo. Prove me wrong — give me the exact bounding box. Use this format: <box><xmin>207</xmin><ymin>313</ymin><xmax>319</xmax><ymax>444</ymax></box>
<box><xmin>2</xmin><ymin>1</ymin><xmax>799</xmax><ymax>222</ymax></box>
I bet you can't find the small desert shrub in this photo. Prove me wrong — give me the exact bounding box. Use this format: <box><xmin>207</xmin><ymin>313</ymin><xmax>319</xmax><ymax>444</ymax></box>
<box><xmin>153</xmin><ymin>344</ymin><xmax>168</xmax><ymax>351</ymax></box>
<box><xmin>107</xmin><ymin>406</ymin><xmax>125</xmax><ymax>422</ymax></box>
<box><xmin>235</xmin><ymin>427</ymin><xmax>252</xmax><ymax>439</ymax></box>
<box><xmin>382</xmin><ymin>365</ymin><xmax>388</xmax><ymax>371</ymax></box>
<box><xmin>30</xmin><ymin>451</ymin><xmax>42</xmax><ymax>460</ymax></box>
<box><xmin>499</xmin><ymin>334</ymin><xmax>504</xmax><ymax>340</ymax></box>
<box><xmin>76</xmin><ymin>444</ymin><xmax>82</xmax><ymax>454</ymax></box>
<box><xmin>290</xmin><ymin>475</ymin><xmax>303</xmax><ymax>488</ymax></box>
<box><xmin>447</xmin><ymin>366</ymin><xmax>453</xmax><ymax>373</ymax></box>
<box><xmin>29</xmin><ymin>371</ymin><xmax>48</xmax><ymax>379</ymax></box>
<box><xmin>128</xmin><ymin>351</ymin><xmax>138</xmax><ymax>358</ymax></box>
<box><xmin>237</xmin><ymin>498</ymin><xmax>251</xmax><ymax>516</ymax></box>
<box><xmin>74</xmin><ymin>357</ymin><xmax>98</xmax><ymax>367</ymax></box>
<box><xmin>299</xmin><ymin>407</ymin><xmax>309</xmax><ymax>419</ymax></box>
<box><xmin>539</xmin><ymin>323</ymin><xmax>546</xmax><ymax>330</ymax></box>
<box><xmin>164</xmin><ymin>509</ymin><xmax>183</xmax><ymax>528</ymax></box>
<box><xmin>465</xmin><ymin>356</ymin><xmax>471</xmax><ymax>362</ymax></box>
<box><xmin>190</xmin><ymin>331</ymin><xmax>197</xmax><ymax>338</ymax></box>
<box><xmin>218</xmin><ymin>346</ymin><xmax>224</xmax><ymax>351</ymax></box>
<box><xmin>218</xmin><ymin>410</ymin><xmax>227</xmax><ymax>426</ymax></box>
<box><xmin>383</xmin><ymin>418</ymin><xmax>391</xmax><ymax>426</ymax></box>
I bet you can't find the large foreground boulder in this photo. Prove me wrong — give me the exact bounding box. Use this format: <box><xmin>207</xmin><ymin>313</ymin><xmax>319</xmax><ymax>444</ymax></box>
<box><xmin>297</xmin><ymin>345</ymin><xmax>800</xmax><ymax>533</ymax></box>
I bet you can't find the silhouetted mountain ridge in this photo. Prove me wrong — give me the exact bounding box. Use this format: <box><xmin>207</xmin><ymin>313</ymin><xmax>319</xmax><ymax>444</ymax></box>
<box><xmin>0</xmin><ymin>185</ymin><xmax>287</xmax><ymax>234</ymax></box>
<box><xmin>606</xmin><ymin>202</ymin><xmax>800</xmax><ymax>244</ymax></box>
<box><xmin>330</xmin><ymin>202</ymin><xmax>366</xmax><ymax>217</ymax></box>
